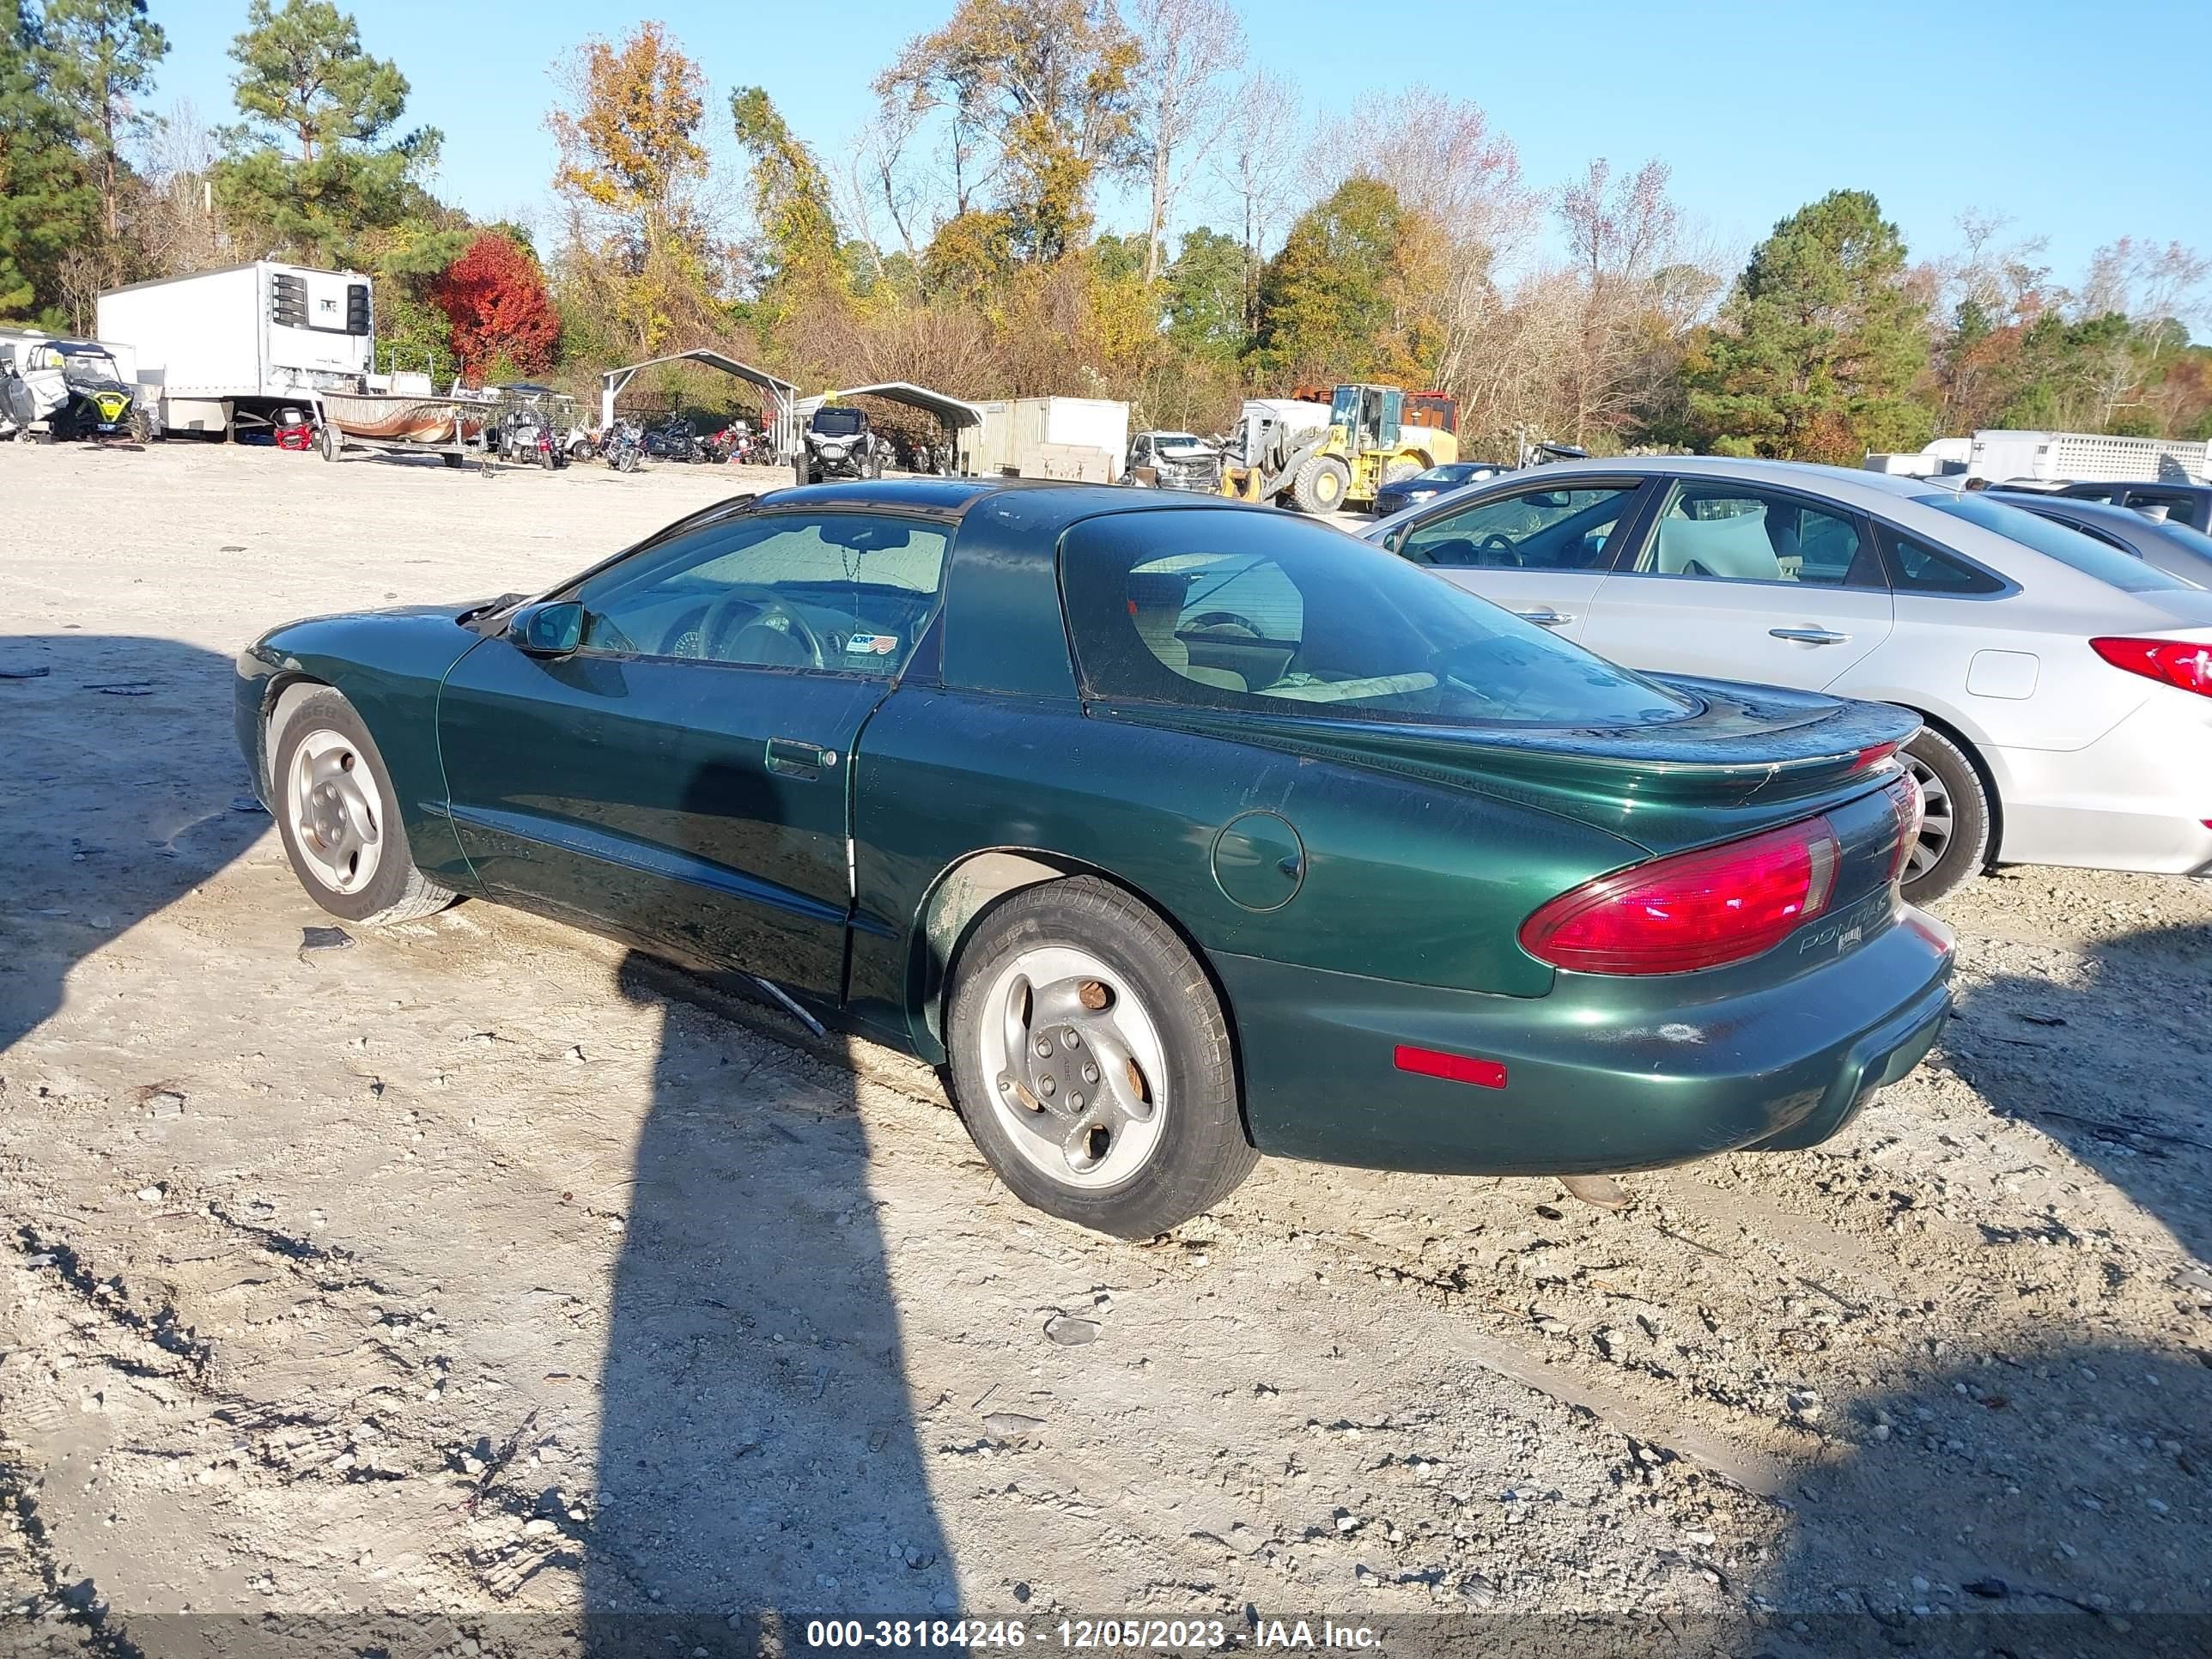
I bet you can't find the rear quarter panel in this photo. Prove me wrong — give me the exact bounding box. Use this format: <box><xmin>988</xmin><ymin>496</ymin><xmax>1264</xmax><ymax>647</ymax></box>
<box><xmin>846</xmin><ymin>686</ymin><xmax>1655</xmax><ymax>1056</ymax></box>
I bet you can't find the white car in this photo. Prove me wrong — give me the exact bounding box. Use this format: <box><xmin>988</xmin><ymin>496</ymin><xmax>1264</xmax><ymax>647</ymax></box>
<box><xmin>1364</xmin><ymin>457</ymin><xmax>2212</xmax><ymax>902</ymax></box>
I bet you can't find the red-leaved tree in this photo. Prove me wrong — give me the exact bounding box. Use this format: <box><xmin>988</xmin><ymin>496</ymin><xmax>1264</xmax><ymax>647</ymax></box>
<box><xmin>431</xmin><ymin>234</ymin><xmax>562</xmax><ymax>379</ymax></box>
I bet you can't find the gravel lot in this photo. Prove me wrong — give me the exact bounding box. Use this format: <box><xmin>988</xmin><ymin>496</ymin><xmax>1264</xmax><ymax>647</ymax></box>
<box><xmin>3</xmin><ymin>440</ymin><xmax>2210</xmax><ymax>1656</ymax></box>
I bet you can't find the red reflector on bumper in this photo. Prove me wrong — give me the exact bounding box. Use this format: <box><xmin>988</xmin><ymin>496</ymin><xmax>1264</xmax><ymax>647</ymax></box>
<box><xmin>1394</xmin><ymin>1044</ymin><xmax>1508</xmax><ymax>1089</ymax></box>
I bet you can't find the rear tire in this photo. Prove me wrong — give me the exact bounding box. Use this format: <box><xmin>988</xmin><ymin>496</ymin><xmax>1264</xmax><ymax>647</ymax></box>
<box><xmin>1899</xmin><ymin>726</ymin><xmax>1990</xmax><ymax>907</ymax></box>
<box><xmin>319</xmin><ymin>422</ymin><xmax>341</xmax><ymax>463</ymax></box>
<box><xmin>1291</xmin><ymin>454</ymin><xmax>1350</xmax><ymax>515</ymax></box>
<box><xmin>270</xmin><ymin>690</ymin><xmax>456</xmax><ymax>927</ymax></box>
<box><xmin>946</xmin><ymin>877</ymin><xmax>1255</xmax><ymax>1237</ymax></box>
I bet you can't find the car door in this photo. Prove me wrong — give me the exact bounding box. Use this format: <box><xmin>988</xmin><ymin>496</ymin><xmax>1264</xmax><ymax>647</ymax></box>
<box><xmin>1378</xmin><ymin>477</ymin><xmax>1655</xmax><ymax>641</ymax></box>
<box><xmin>437</xmin><ymin>508</ymin><xmax>952</xmax><ymax>1000</ymax></box>
<box><xmin>1576</xmin><ymin>475</ymin><xmax>1894</xmax><ymax>690</ymax></box>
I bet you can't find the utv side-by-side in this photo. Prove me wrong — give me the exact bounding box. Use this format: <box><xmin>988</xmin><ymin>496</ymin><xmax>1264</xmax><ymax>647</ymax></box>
<box><xmin>795</xmin><ymin>405</ymin><xmax>884</xmax><ymax>485</ymax></box>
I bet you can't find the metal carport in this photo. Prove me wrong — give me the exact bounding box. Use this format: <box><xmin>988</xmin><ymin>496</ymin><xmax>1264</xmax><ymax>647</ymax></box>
<box><xmin>599</xmin><ymin>350</ymin><xmax>800</xmax><ymax>458</ymax></box>
<box><xmin>794</xmin><ymin>381</ymin><xmax>988</xmax><ymax>471</ymax></box>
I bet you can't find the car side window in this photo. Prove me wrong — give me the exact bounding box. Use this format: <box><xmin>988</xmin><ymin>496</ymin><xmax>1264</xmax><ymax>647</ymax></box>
<box><xmin>2124</xmin><ymin>489</ymin><xmax>2191</xmax><ymax>519</ymax></box>
<box><xmin>1876</xmin><ymin>526</ymin><xmax>2005</xmax><ymax>595</ymax></box>
<box><xmin>569</xmin><ymin>512</ymin><xmax>951</xmax><ymax>674</ymax></box>
<box><xmin>1627</xmin><ymin>482</ymin><xmax>1870</xmax><ymax>586</ymax></box>
<box><xmin>1397</xmin><ymin>483</ymin><xmax>1640</xmax><ymax>570</ymax></box>
<box><xmin>2063</xmin><ymin>483</ymin><xmax>2121</xmax><ymax>503</ymax></box>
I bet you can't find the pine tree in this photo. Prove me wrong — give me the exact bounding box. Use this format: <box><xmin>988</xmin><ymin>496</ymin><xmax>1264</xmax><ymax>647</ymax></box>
<box><xmin>0</xmin><ymin>0</ymin><xmax>98</xmax><ymax>319</ymax></box>
<box><xmin>1684</xmin><ymin>189</ymin><xmax>1932</xmax><ymax>462</ymax></box>
<box><xmin>213</xmin><ymin>0</ymin><xmax>440</xmax><ymax>266</ymax></box>
<box><xmin>41</xmin><ymin>0</ymin><xmax>166</xmax><ymax>242</ymax></box>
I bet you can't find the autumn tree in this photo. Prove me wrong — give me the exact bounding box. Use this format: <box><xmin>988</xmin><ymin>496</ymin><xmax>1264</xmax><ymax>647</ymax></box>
<box><xmin>430</xmin><ymin>231</ymin><xmax>559</xmax><ymax>379</ymax></box>
<box><xmin>1208</xmin><ymin>68</ymin><xmax>1300</xmax><ymax>336</ymax></box>
<box><xmin>0</xmin><ymin>0</ymin><xmax>96</xmax><ymax>319</ymax></box>
<box><xmin>1254</xmin><ymin>175</ymin><xmax>1441</xmax><ymax>385</ymax></box>
<box><xmin>548</xmin><ymin>21</ymin><xmax>721</xmax><ymax>359</ymax></box>
<box><xmin>1126</xmin><ymin>0</ymin><xmax>1240</xmax><ymax>282</ymax></box>
<box><xmin>875</xmin><ymin>0</ymin><xmax>1142</xmax><ymax>263</ymax></box>
<box><xmin>1684</xmin><ymin>189</ymin><xmax>1931</xmax><ymax>462</ymax></box>
<box><xmin>213</xmin><ymin>0</ymin><xmax>440</xmax><ymax>266</ymax></box>
<box><xmin>42</xmin><ymin>0</ymin><xmax>164</xmax><ymax>244</ymax></box>
<box><xmin>1554</xmin><ymin>157</ymin><xmax>1680</xmax><ymax>446</ymax></box>
<box><xmin>730</xmin><ymin>84</ymin><xmax>846</xmax><ymax>323</ymax></box>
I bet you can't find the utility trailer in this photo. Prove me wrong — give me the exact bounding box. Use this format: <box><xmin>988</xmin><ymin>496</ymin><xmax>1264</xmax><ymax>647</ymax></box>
<box><xmin>95</xmin><ymin>261</ymin><xmax>375</xmax><ymax>440</ymax></box>
<box><xmin>964</xmin><ymin>396</ymin><xmax>1129</xmax><ymax>482</ymax></box>
<box><xmin>1865</xmin><ymin>430</ymin><xmax>2212</xmax><ymax>485</ymax></box>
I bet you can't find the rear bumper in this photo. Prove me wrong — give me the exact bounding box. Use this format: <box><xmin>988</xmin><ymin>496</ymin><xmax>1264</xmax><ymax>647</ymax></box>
<box><xmin>1218</xmin><ymin>906</ymin><xmax>1954</xmax><ymax>1176</ymax></box>
<box><xmin>1986</xmin><ymin>690</ymin><xmax>2212</xmax><ymax>875</ymax></box>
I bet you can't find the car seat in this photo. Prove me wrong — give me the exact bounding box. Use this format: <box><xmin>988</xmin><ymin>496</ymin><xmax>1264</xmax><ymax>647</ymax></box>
<box><xmin>1128</xmin><ymin>572</ymin><xmax>1248</xmax><ymax>691</ymax></box>
<box><xmin>1650</xmin><ymin>508</ymin><xmax>1784</xmax><ymax>580</ymax></box>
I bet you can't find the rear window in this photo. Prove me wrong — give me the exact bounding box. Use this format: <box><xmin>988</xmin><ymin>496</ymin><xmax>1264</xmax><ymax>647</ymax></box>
<box><xmin>1060</xmin><ymin>508</ymin><xmax>1693</xmax><ymax>729</ymax></box>
<box><xmin>1918</xmin><ymin>493</ymin><xmax>2190</xmax><ymax>593</ymax></box>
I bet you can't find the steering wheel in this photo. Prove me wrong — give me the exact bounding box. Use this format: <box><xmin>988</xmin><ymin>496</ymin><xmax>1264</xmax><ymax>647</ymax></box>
<box><xmin>715</xmin><ymin>594</ymin><xmax>824</xmax><ymax>669</ymax></box>
<box><xmin>1184</xmin><ymin>609</ymin><xmax>1265</xmax><ymax>639</ymax></box>
<box><xmin>1477</xmin><ymin>532</ymin><xmax>1524</xmax><ymax>568</ymax></box>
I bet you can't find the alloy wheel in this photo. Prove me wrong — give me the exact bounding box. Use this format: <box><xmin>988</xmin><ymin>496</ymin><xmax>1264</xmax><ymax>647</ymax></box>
<box><xmin>976</xmin><ymin>945</ymin><xmax>1166</xmax><ymax>1189</ymax></box>
<box><xmin>285</xmin><ymin>728</ymin><xmax>386</xmax><ymax>894</ymax></box>
<box><xmin>1904</xmin><ymin>753</ymin><xmax>1954</xmax><ymax>883</ymax></box>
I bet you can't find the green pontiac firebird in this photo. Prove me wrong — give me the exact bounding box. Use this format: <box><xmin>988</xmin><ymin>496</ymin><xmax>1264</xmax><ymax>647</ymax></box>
<box><xmin>234</xmin><ymin>480</ymin><xmax>1953</xmax><ymax>1237</ymax></box>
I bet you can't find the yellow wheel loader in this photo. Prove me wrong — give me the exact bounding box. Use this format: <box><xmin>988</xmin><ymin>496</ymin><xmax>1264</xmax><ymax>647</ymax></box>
<box><xmin>1218</xmin><ymin>384</ymin><xmax>1458</xmax><ymax>514</ymax></box>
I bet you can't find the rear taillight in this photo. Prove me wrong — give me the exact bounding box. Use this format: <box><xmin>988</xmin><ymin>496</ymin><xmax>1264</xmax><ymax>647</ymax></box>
<box><xmin>2090</xmin><ymin>636</ymin><xmax>2212</xmax><ymax>697</ymax></box>
<box><xmin>1519</xmin><ymin>817</ymin><xmax>1842</xmax><ymax>975</ymax></box>
<box><xmin>1883</xmin><ymin>769</ymin><xmax>1923</xmax><ymax>886</ymax></box>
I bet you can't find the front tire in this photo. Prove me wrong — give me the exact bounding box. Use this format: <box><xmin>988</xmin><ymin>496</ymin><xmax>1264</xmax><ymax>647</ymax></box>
<box><xmin>270</xmin><ymin>690</ymin><xmax>455</xmax><ymax>926</ymax></box>
<box><xmin>1900</xmin><ymin>726</ymin><xmax>1991</xmax><ymax>906</ymax></box>
<box><xmin>1291</xmin><ymin>454</ymin><xmax>1350</xmax><ymax>515</ymax></box>
<box><xmin>946</xmin><ymin>877</ymin><xmax>1255</xmax><ymax>1237</ymax></box>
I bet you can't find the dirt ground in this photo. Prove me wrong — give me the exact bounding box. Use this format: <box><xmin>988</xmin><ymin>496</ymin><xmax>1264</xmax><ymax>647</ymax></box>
<box><xmin>3</xmin><ymin>439</ymin><xmax>2209</xmax><ymax>1657</ymax></box>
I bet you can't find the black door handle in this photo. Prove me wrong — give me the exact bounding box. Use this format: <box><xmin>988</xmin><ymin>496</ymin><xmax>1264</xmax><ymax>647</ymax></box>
<box><xmin>765</xmin><ymin>737</ymin><xmax>832</xmax><ymax>778</ymax></box>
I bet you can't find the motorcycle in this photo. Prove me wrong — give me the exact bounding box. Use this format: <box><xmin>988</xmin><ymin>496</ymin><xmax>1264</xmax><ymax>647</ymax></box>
<box><xmin>642</xmin><ymin>416</ymin><xmax>701</xmax><ymax>464</ymax></box>
<box><xmin>601</xmin><ymin>419</ymin><xmax>645</xmax><ymax>473</ymax></box>
<box><xmin>497</xmin><ymin>405</ymin><xmax>563</xmax><ymax>470</ymax></box>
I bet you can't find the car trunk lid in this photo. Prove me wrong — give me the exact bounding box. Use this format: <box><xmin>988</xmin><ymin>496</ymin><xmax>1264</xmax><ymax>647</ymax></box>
<box><xmin>1102</xmin><ymin>678</ymin><xmax>1920</xmax><ymax>856</ymax></box>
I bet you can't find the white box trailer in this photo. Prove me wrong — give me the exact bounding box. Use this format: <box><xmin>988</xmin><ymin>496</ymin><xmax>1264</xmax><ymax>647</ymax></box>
<box><xmin>95</xmin><ymin>260</ymin><xmax>375</xmax><ymax>437</ymax></box>
<box><xmin>964</xmin><ymin>396</ymin><xmax>1130</xmax><ymax>482</ymax></box>
<box><xmin>1867</xmin><ymin>430</ymin><xmax>2211</xmax><ymax>485</ymax></box>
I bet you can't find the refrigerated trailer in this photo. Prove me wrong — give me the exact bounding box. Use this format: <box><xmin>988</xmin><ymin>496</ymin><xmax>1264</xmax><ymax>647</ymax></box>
<box><xmin>95</xmin><ymin>261</ymin><xmax>375</xmax><ymax>438</ymax></box>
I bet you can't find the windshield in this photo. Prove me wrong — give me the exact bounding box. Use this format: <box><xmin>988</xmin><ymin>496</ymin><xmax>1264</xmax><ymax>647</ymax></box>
<box><xmin>1918</xmin><ymin>493</ymin><xmax>2190</xmax><ymax>593</ymax></box>
<box><xmin>1062</xmin><ymin>508</ymin><xmax>1694</xmax><ymax>729</ymax></box>
<box><xmin>1414</xmin><ymin>465</ymin><xmax>1480</xmax><ymax>485</ymax></box>
<box><xmin>1152</xmin><ymin>433</ymin><xmax>1206</xmax><ymax>450</ymax></box>
<box><xmin>811</xmin><ymin>408</ymin><xmax>865</xmax><ymax>437</ymax></box>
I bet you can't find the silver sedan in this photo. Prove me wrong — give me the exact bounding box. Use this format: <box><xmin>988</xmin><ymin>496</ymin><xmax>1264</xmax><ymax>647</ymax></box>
<box><xmin>1364</xmin><ymin>457</ymin><xmax>2212</xmax><ymax>902</ymax></box>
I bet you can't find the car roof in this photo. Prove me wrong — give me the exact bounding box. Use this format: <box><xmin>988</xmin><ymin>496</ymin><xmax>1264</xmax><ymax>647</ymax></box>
<box><xmin>756</xmin><ymin>477</ymin><xmax>1267</xmax><ymax>527</ymax></box>
<box><xmin>1490</xmin><ymin>453</ymin><xmax>1970</xmax><ymax>502</ymax></box>
<box><xmin>2000</xmin><ymin>494</ymin><xmax>2174</xmax><ymax>532</ymax></box>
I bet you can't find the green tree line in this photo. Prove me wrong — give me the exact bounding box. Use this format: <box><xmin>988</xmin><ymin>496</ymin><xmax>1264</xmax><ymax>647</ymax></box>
<box><xmin>6</xmin><ymin>0</ymin><xmax>2209</xmax><ymax>458</ymax></box>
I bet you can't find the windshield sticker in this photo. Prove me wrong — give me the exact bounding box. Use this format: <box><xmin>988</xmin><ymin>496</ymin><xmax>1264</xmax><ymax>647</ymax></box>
<box><xmin>845</xmin><ymin>633</ymin><xmax>899</xmax><ymax>655</ymax></box>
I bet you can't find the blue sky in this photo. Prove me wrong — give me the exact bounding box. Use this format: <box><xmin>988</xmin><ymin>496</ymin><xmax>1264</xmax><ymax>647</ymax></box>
<box><xmin>145</xmin><ymin>0</ymin><xmax>2211</xmax><ymax>297</ymax></box>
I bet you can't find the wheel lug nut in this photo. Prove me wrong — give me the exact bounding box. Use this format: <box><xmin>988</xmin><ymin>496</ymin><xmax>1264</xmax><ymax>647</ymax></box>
<box><xmin>1035</xmin><ymin>1039</ymin><xmax>1053</xmax><ymax>1059</ymax></box>
<box><xmin>1038</xmin><ymin>1076</ymin><xmax>1055</xmax><ymax>1097</ymax></box>
<box><xmin>1082</xmin><ymin>1063</ymin><xmax>1098</xmax><ymax>1085</ymax></box>
<box><xmin>1065</xmin><ymin>1030</ymin><xmax>1080</xmax><ymax>1048</ymax></box>
<box><xmin>1069</xmin><ymin>1093</ymin><xmax>1084</xmax><ymax>1110</ymax></box>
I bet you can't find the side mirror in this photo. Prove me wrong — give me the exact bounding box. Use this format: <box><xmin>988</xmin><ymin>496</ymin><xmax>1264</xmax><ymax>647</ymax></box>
<box><xmin>510</xmin><ymin>599</ymin><xmax>583</xmax><ymax>657</ymax></box>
